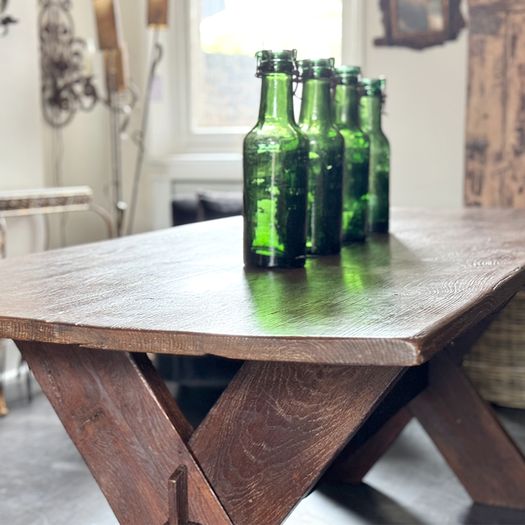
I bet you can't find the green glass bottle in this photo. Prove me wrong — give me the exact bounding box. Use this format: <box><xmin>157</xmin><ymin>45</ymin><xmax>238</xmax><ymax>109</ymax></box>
<box><xmin>243</xmin><ymin>50</ymin><xmax>309</xmax><ymax>269</ymax></box>
<box><xmin>298</xmin><ymin>58</ymin><xmax>344</xmax><ymax>255</ymax></box>
<box><xmin>360</xmin><ymin>77</ymin><xmax>390</xmax><ymax>233</ymax></box>
<box><xmin>333</xmin><ymin>66</ymin><xmax>370</xmax><ymax>243</ymax></box>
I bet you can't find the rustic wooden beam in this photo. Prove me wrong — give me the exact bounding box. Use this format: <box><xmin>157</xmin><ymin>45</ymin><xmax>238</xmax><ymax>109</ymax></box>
<box><xmin>327</xmin><ymin>408</ymin><xmax>412</xmax><ymax>484</ymax></box>
<box><xmin>18</xmin><ymin>341</ymin><xmax>231</xmax><ymax>525</ymax></box>
<box><xmin>329</xmin><ymin>307</ymin><xmax>518</xmax><ymax>487</ymax></box>
<box><xmin>465</xmin><ymin>0</ymin><xmax>525</xmax><ymax>207</ymax></box>
<box><xmin>189</xmin><ymin>361</ymin><xmax>404</xmax><ymax>525</ymax></box>
<box><xmin>327</xmin><ymin>364</ymin><xmax>427</xmax><ymax>483</ymax></box>
<box><xmin>410</xmin><ymin>351</ymin><xmax>525</xmax><ymax>509</ymax></box>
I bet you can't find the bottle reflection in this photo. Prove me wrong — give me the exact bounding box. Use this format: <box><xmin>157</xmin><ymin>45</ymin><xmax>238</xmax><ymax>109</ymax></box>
<box><xmin>245</xmin><ymin>235</ymin><xmax>414</xmax><ymax>335</ymax></box>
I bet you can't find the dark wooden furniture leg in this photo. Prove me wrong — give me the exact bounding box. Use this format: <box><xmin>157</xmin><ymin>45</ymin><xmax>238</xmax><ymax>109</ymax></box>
<box><xmin>17</xmin><ymin>341</ymin><xmax>232</xmax><ymax>525</ymax></box>
<box><xmin>189</xmin><ymin>361</ymin><xmax>404</xmax><ymax>525</ymax></box>
<box><xmin>327</xmin><ymin>364</ymin><xmax>427</xmax><ymax>483</ymax></box>
<box><xmin>409</xmin><ymin>351</ymin><xmax>525</xmax><ymax>509</ymax></box>
<box><xmin>327</xmin><ymin>315</ymin><xmax>503</xmax><ymax>486</ymax></box>
<box><xmin>328</xmin><ymin>408</ymin><xmax>412</xmax><ymax>484</ymax></box>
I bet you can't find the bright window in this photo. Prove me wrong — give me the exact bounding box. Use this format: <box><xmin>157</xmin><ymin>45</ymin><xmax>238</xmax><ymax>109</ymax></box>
<box><xmin>188</xmin><ymin>0</ymin><xmax>343</xmax><ymax>134</ymax></box>
<box><xmin>171</xmin><ymin>0</ymin><xmax>350</xmax><ymax>152</ymax></box>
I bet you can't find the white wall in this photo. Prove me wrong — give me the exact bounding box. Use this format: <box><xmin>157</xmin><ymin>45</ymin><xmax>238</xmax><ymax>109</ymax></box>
<box><xmin>1</xmin><ymin>2</ymin><xmax>43</xmax><ymax>192</ymax></box>
<box><xmin>362</xmin><ymin>1</ymin><xmax>467</xmax><ymax>209</ymax></box>
<box><xmin>0</xmin><ymin>0</ymin><xmax>45</xmax><ymax>378</ymax></box>
<box><xmin>42</xmin><ymin>0</ymin><xmax>151</xmax><ymax>246</ymax></box>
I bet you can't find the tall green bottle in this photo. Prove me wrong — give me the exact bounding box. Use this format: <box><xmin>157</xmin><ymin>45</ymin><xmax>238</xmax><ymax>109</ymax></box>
<box><xmin>333</xmin><ymin>66</ymin><xmax>370</xmax><ymax>242</ymax></box>
<box><xmin>360</xmin><ymin>77</ymin><xmax>390</xmax><ymax>233</ymax></box>
<box><xmin>243</xmin><ymin>50</ymin><xmax>309</xmax><ymax>269</ymax></box>
<box><xmin>298</xmin><ymin>58</ymin><xmax>344</xmax><ymax>255</ymax></box>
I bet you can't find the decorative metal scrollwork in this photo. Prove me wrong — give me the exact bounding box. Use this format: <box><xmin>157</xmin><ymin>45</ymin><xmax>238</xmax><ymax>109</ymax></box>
<box><xmin>0</xmin><ymin>0</ymin><xmax>18</xmax><ymax>37</ymax></box>
<box><xmin>39</xmin><ymin>0</ymin><xmax>98</xmax><ymax>128</ymax></box>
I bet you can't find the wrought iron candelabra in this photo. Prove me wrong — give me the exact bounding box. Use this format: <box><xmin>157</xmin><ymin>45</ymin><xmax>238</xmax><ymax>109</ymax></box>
<box><xmin>126</xmin><ymin>30</ymin><xmax>163</xmax><ymax>235</ymax></box>
<box><xmin>39</xmin><ymin>0</ymin><xmax>166</xmax><ymax>238</ymax></box>
<box><xmin>0</xmin><ymin>0</ymin><xmax>17</xmax><ymax>37</ymax></box>
<box><xmin>104</xmin><ymin>58</ymin><xmax>138</xmax><ymax>237</ymax></box>
<box><xmin>39</xmin><ymin>0</ymin><xmax>98</xmax><ymax>128</ymax></box>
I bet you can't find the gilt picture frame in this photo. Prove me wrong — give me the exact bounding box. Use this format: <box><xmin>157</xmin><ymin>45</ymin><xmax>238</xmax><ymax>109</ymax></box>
<box><xmin>375</xmin><ymin>0</ymin><xmax>465</xmax><ymax>50</ymax></box>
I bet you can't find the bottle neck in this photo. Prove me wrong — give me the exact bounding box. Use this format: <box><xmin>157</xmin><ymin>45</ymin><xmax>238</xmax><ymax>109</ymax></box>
<box><xmin>360</xmin><ymin>95</ymin><xmax>382</xmax><ymax>133</ymax></box>
<box><xmin>258</xmin><ymin>72</ymin><xmax>295</xmax><ymax>125</ymax></box>
<box><xmin>334</xmin><ymin>84</ymin><xmax>360</xmax><ymax>129</ymax></box>
<box><xmin>299</xmin><ymin>78</ymin><xmax>333</xmax><ymax>127</ymax></box>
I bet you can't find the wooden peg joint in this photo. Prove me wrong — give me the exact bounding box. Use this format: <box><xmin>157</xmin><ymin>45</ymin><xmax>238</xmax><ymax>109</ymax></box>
<box><xmin>167</xmin><ymin>465</ymin><xmax>201</xmax><ymax>525</ymax></box>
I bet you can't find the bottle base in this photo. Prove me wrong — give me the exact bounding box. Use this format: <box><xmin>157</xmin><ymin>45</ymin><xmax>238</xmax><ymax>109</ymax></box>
<box><xmin>307</xmin><ymin>246</ymin><xmax>341</xmax><ymax>257</ymax></box>
<box><xmin>369</xmin><ymin>223</ymin><xmax>389</xmax><ymax>234</ymax></box>
<box><xmin>342</xmin><ymin>234</ymin><xmax>366</xmax><ymax>244</ymax></box>
<box><xmin>244</xmin><ymin>252</ymin><xmax>306</xmax><ymax>269</ymax></box>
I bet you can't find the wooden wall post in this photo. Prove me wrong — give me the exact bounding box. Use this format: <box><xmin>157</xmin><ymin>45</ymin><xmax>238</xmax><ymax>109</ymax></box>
<box><xmin>465</xmin><ymin>0</ymin><xmax>525</xmax><ymax>207</ymax></box>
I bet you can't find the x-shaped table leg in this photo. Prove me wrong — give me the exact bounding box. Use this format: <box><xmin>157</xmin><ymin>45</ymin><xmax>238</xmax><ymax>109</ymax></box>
<box><xmin>330</xmin><ymin>351</ymin><xmax>525</xmax><ymax>510</ymax></box>
<box><xmin>17</xmin><ymin>342</ymin><xmax>231</xmax><ymax>525</ymax></box>
<box><xmin>17</xmin><ymin>340</ymin><xmax>525</xmax><ymax>525</ymax></box>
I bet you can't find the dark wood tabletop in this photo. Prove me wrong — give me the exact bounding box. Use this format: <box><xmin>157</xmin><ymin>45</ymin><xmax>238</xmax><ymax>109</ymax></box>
<box><xmin>7</xmin><ymin>207</ymin><xmax>525</xmax><ymax>524</ymax></box>
<box><xmin>0</xmin><ymin>208</ymin><xmax>524</xmax><ymax>366</ymax></box>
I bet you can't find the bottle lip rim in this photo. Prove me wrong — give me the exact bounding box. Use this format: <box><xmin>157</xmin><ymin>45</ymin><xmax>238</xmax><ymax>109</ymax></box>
<box><xmin>335</xmin><ymin>65</ymin><xmax>361</xmax><ymax>76</ymax></box>
<box><xmin>255</xmin><ymin>49</ymin><xmax>297</xmax><ymax>77</ymax></box>
<box><xmin>297</xmin><ymin>57</ymin><xmax>335</xmax><ymax>81</ymax></box>
<box><xmin>361</xmin><ymin>77</ymin><xmax>386</xmax><ymax>96</ymax></box>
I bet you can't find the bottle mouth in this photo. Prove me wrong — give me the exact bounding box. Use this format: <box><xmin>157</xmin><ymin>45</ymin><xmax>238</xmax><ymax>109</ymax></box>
<box><xmin>334</xmin><ymin>65</ymin><xmax>361</xmax><ymax>85</ymax></box>
<box><xmin>361</xmin><ymin>77</ymin><xmax>386</xmax><ymax>97</ymax></box>
<box><xmin>256</xmin><ymin>49</ymin><xmax>297</xmax><ymax>77</ymax></box>
<box><xmin>297</xmin><ymin>58</ymin><xmax>335</xmax><ymax>81</ymax></box>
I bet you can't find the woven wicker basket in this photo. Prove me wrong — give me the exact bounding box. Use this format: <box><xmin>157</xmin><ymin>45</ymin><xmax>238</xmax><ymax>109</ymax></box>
<box><xmin>464</xmin><ymin>289</ymin><xmax>525</xmax><ymax>408</ymax></box>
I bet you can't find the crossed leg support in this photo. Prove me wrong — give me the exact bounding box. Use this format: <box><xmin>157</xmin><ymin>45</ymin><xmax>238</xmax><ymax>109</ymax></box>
<box><xmin>17</xmin><ymin>342</ymin><xmax>232</xmax><ymax>525</ymax></box>
<box><xmin>17</xmin><ymin>340</ymin><xmax>525</xmax><ymax>525</ymax></box>
<box><xmin>331</xmin><ymin>351</ymin><xmax>525</xmax><ymax>511</ymax></box>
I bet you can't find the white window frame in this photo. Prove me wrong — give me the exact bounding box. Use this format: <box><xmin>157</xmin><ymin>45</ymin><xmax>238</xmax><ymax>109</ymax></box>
<box><xmin>167</xmin><ymin>0</ymin><xmax>366</xmax><ymax>155</ymax></box>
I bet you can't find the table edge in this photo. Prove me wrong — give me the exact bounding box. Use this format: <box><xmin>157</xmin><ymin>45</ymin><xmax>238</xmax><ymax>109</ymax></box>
<box><xmin>2</xmin><ymin>250</ymin><xmax>524</xmax><ymax>367</ymax></box>
<box><xmin>1</xmin><ymin>316</ymin><xmax>424</xmax><ymax>366</ymax></box>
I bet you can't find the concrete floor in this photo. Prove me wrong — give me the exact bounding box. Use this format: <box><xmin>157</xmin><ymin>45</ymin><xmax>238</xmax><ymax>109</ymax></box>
<box><xmin>2</xmin><ymin>384</ymin><xmax>525</xmax><ymax>525</ymax></box>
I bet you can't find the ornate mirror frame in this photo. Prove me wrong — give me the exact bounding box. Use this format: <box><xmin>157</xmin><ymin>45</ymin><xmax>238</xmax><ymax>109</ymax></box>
<box><xmin>375</xmin><ymin>0</ymin><xmax>465</xmax><ymax>50</ymax></box>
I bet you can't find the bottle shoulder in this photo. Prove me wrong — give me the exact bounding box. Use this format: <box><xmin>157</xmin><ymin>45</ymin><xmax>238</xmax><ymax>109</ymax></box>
<box><xmin>299</xmin><ymin>122</ymin><xmax>343</xmax><ymax>140</ymax></box>
<box><xmin>370</xmin><ymin>131</ymin><xmax>390</xmax><ymax>149</ymax></box>
<box><xmin>243</xmin><ymin>122</ymin><xmax>308</xmax><ymax>150</ymax></box>
<box><xmin>245</xmin><ymin>120</ymin><xmax>305</xmax><ymax>137</ymax></box>
<box><xmin>369</xmin><ymin>134</ymin><xmax>390</xmax><ymax>160</ymax></box>
<box><xmin>337</xmin><ymin>126</ymin><xmax>370</xmax><ymax>145</ymax></box>
<box><xmin>303</xmin><ymin>127</ymin><xmax>344</xmax><ymax>156</ymax></box>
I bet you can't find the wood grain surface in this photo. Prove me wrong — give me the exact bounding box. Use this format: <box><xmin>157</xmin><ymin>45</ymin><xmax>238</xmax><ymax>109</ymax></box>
<box><xmin>189</xmin><ymin>362</ymin><xmax>403</xmax><ymax>525</ymax></box>
<box><xmin>465</xmin><ymin>0</ymin><xmax>525</xmax><ymax>207</ymax></box>
<box><xmin>410</xmin><ymin>350</ymin><xmax>525</xmax><ymax>509</ymax></box>
<box><xmin>0</xmin><ymin>208</ymin><xmax>525</xmax><ymax>365</ymax></box>
<box><xmin>17</xmin><ymin>341</ymin><xmax>232</xmax><ymax>525</ymax></box>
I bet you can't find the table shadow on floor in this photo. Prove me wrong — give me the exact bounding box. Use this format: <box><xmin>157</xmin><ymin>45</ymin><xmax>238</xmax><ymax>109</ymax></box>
<box><xmin>317</xmin><ymin>482</ymin><xmax>424</xmax><ymax>525</ymax></box>
<box><xmin>462</xmin><ymin>504</ymin><xmax>525</xmax><ymax>525</ymax></box>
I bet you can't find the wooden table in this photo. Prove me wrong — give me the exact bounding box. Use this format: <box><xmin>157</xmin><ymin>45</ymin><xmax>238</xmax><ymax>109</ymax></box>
<box><xmin>0</xmin><ymin>186</ymin><xmax>114</xmax><ymax>417</ymax></box>
<box><xmin>1</xmin><ymin>208</ymin><xmax>525</xmax><ymax>525</ymax></box>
